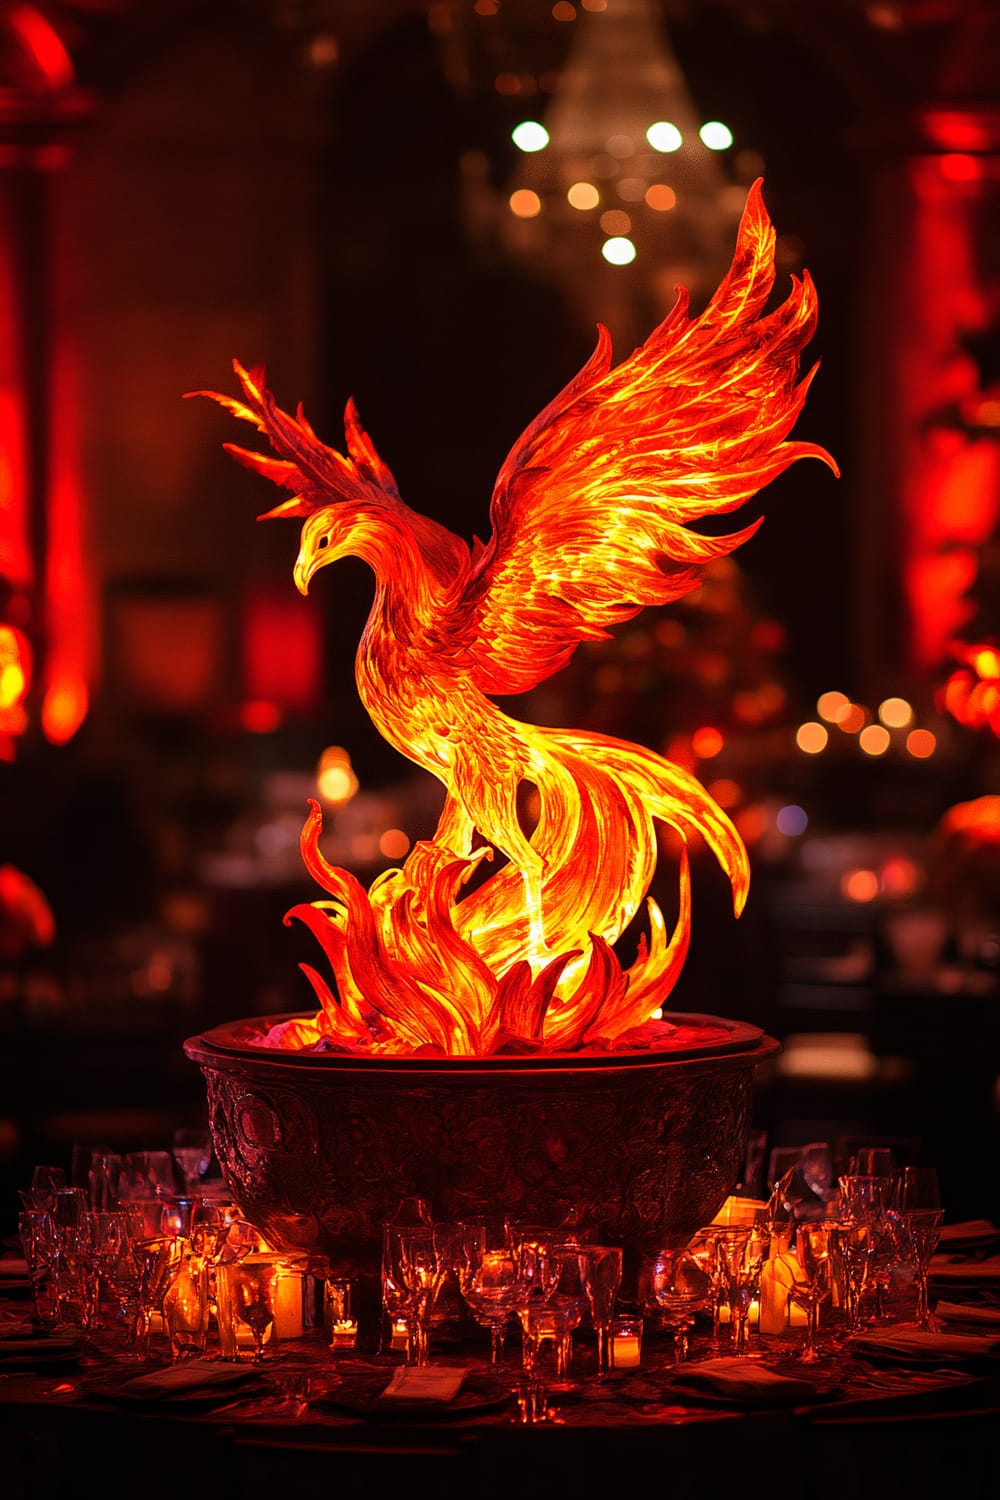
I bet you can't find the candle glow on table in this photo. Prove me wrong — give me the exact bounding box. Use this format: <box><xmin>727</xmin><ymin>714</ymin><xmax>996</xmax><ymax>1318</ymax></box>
<box><xmin>270</xmin><ymin>1267</ymin><xmax>304</xmax><ymax>1339</ymax></box>
<box><xmin>759</xmin><ymin>1249</ymin><xmax>809</xmax><ymax>1334</ymax></box>
<box><xmin>391</xmin><ymin>1318</ymin><xmax>409</xmax><ymax>1352</ymax></box>
<box><xmin>612</xmin><ymin>1334</ymin><xmax>642</xmax><ymax>1368</ymax></box>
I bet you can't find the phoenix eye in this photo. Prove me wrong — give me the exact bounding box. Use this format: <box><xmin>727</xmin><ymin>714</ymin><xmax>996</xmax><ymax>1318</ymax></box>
<box><xmin>317</xmin><ymin>534</ymin><xmax>330</xmax><ymax>549</ymax></box>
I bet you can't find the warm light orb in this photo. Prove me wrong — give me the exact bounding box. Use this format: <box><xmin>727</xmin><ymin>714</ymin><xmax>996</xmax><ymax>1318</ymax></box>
<box><xmin>816</xmin><ymin>690</ymin><xmax>849</xmax><ymax>722</ymax></box>
<box><xmin>509</xmin><ymin>189</ymin><xmax>542</xmax><ymax>218</ymax></box>
<box><xmin>567</xmin><ymin>181</ymin><xmax>600</xmax><ymax>210</ymax></box>
<box><xmin>906</xmin><ymin>728</ymin><xmax>937</xmax><ymax>758</ymax></box>
<box><xmin>317</xmin><ymin>746</ymin><xmax>359</xmax><ymax>805</ymax></box>
<box><xmin>691</xmin><ymin>726</ymin><xmax>724</xmax><ymax>759</ymax></box>
<box><xmin>601</xmin><ymin>235</ymin><xmax>636</xmax><ymax>265</ymax></box>
<box><xmin>878</xmin><ymin>696</ymin><xmax>913</xmax><ymax>728</ymax></box>
<box><xmin>843</xmin><ymin>869</ymin><xmax>879</xmax><ymax>902</ymax></box>
<box><xmin>645</xmin><ymin>184</ymin><xmax>676</xmax><ymax>211</ymax></box>
<box><xmin>379</xmin><ymin>828</ymin><xmax>411</xmax><ymax>860</ymax></box>
<box><xmin>600</xmin><ymin>209</ymin><xmax>631</xmax><ymax>236</ymax></box>
<box><xmin>512</xmin><ymin>120</ymin><xmax>549</xmax><ymax>152</ymax></box>
<box><xmin>646</xmin><ymin>121</ymin><xmax>682</xmax><ymax>153</ymax></box>
<box><xmin>837</xmin><ymin>703</ymin><xmax>867</xmax><ymax>734</ymax></box>
<box><xmin>796</xmin><ymin>722</ymin><xmax>829</xmax><ymax>754</ymax></box>
<box><xmin>858</xmin><ymin>724</ymin><xmax>891</xmax><ymax>756</ymax></box>
<box><xmin>700</xmin><ymin>121</ymin><xmax>734</xmax><ymax>150</ymax></box>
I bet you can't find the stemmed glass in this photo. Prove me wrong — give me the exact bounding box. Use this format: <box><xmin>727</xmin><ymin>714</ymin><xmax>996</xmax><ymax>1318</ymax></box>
<box><xmin>455</xmin><ymin>1222</ymin><xmax>522</xmax><ymax>1369</ymax></box>
<box><xmin>648</xmin><ymin>1249</ymin><xmax>712</xmax><ymax>1363</ymax></box>
<box><xmin>79</xmin><ymin>1210</ymin><xmax>134</xmax><ymax>1330</ymax></box>
<box><xmin>576</xmin><ymin>1244</ymin><xmax>623</xmax><ymax>1376</ymax></box>
<box><xmin>714</xmin><ymin>1221</ymin><xmax>770</xmax><ymax>1356</ymax></box>
<box><xmin>894</xmin><ymin>1167</ymin><xmax>941</xmax><ymax>1212</ymax></box>
<box><xmin>127</xmin><ymin>1236</ymin><xmax>186</xmax><ymax>1361</ymax></box>
<box><xmin>827</xmin><ymin>1218</ymin><xmax>872</xmax><ymax>1334</ymax></box>
<box><xmin>899</xmin><ymin>1208</ymin><xmax>944</xmax><ymax>1331</ymax></box>
<box><xmin>171</xmin><ymin>1129</ymin><xmax>213</xmax><ymax>1195</ymax></box>
<box><xmin>18</xmin><ymin>1209</ymin><xmax>60</xmax><ymax>1329</ymax></box>
<box><xmin>382</xmin><ymin>1224</ymin><xmax>448</xmax><ymax>1367</ymax></box>
<box><xmin>229</xmin><ymin>1257</ymin><xmax>277</xmax><ymax>1363</ymax></box>
<box><xmin>789</xmin><ymin>1223</ymin><xmax>832</xmax><ymax>1363</ymax></box>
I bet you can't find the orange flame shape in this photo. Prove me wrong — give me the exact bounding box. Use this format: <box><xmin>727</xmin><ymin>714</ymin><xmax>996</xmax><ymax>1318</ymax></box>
<box><xmin>199</xmin><ymin>181</ymin><xmax>837</xmax><ymax>1056</ymax></box>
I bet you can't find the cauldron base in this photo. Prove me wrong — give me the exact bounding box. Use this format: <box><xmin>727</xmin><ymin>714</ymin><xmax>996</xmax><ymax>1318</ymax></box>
<box><xmin>185</xmin><ymin>1010</ymin><xmax>777</xmax><ymax>1312</ymax></box>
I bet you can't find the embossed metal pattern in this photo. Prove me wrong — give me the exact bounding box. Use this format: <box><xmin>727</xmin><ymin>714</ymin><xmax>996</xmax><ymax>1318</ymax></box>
<box><xmin>185</xmin><ymin>1016</ymin><xmax>777</xmax><ymax>1289</ymax></box>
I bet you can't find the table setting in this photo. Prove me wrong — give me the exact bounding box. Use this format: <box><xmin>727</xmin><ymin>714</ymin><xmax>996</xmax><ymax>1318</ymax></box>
<box><xmin>3</xmin><ymin>1140</ymin><xmax>999</xmax><ymax>1445</ymax></box>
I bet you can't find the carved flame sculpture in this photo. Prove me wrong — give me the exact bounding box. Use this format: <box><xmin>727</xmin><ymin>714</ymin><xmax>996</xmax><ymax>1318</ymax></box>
<box><xmin>201</xmin><ymin>180</ymin><xmax>835</xmax><ymax>1058</ymax></box>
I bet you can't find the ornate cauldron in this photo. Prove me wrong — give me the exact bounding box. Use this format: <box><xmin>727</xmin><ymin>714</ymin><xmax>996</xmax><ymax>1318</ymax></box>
<box><xmin>184</xmin><ymin>1011</ymin><xmax>777</xmax><ymax>1298</ymax></box>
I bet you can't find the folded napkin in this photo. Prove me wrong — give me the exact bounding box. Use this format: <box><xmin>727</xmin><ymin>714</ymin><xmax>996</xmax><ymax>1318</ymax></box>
<box><xmin>937</xmin><ymin>1220</ymin><xmax>1000</xmax><ymax>1250</ymax></box>
<box><xmin>379</xmin><ymin>1365</ymin><xmax>468</xmax><ymax>1404</ymax></box>
<box><xmin>0</xmin><ymin>1258</ymin><xmax>28</xmax><ymax>1278</ymax></box>
<box><xmin>934</xmin><ymin>1300</ymin><xmax>1000</xmax><ymax>1328</ymax></box>
<box><xmin>117</xmin><ymin>1360</ymin><xmax>263</xmax><ymax>1400</ymax></box>
<box><xmin>671</xmin><ymin>1358</ymin><xmax>818</xmax><ymax>1405</ymax></box>
<box><xmin>929</xmin><ymin>1254</ymin><xmax>1000</xmax><ymax>1284</ymax></box>
<box><xmin>849</xmin><ymin>1330</ymin><xmax>1000</xmax><ymax>1364</ymax></box>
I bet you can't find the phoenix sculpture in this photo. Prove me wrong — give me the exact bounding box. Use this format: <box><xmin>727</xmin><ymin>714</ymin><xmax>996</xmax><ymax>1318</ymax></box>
<box><xmin>200</xmin><ymin>180</ymin><xmax>836</xmax><ymax>1058</ymax></box>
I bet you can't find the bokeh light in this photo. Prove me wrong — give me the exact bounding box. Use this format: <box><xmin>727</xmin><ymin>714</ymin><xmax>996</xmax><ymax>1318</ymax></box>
<box><xmin>842</xmin><ymin>868</ymin><xmax>879</xmax><ymax>902</ymax></box>
<box><xmin>859</xmin><ymin>724</ymin><xmax>891</xmax><ymax>756</ymax></box>
<box><xmin>601</xmin><ymin>236</ymin><xmax>636</xmax><ymax>265</ymax></box>
<box><xmin>878</xmin><ymin>696</ymin><xmax>913</xmax><ymax>728</ymax></box>
<box><xmin>906</xmin><ymin>728</ymin><xmax>937</xmax><ymax>758</ymax></box>
<box><xmin>700</xmin><ymin>121</ymin><xmax>733</xmax><ymax>150</ymax></box>
<box><xmin>317</xmin><ymin>745</ymin><xmax>359</xmax><ymax>805</ymax></box>
<box><xmin>379</xmin><ymin>828</ymin><xmax>411</xmax><ymax>860</ymax></box>
<box><xmin>796</xmin><ymin>722</ymin><xmax>828</xmax><ymax>754</ymax></box>
<box><xmin>600</xmin><ymin>209</ymin><xmax>631</xmax><ymax>236</ymax></box>
<box><xmin>691</xmin><ymin>726</ymin><xmax>724</xmax><ymax>759</ymax></box>
<box><xmin>817</xmin><ymin>690</ymin><xmax>849</xmax><ymax>722</ymax></box>
<box><xmin>646</xmin><ymin>121</ymin><xmax>682</xmax><ymax>153</ymax></box>
<box><xmin>837</xmin><ymin>703</ymin><xmax>867</xmax><ymax>734</ymax></box>
<box><xmin>512</xmin><ymin>120</ymin><xmax>549</xmax><ymax>152</ymax></box>
<box><xmin>567</xmin><ymin>181</ymin><xmax>599</xmax><ymax>210</ymax></box>
<box><xmin>645</xmin><ymin>184</ymin><xmax>676</xmax><ymax>211</ymax></box>
<box><xmin>776</xmin><ymin>804</ymin><xmax>808</xmax><ymax>837</ymax></box>
<box><xmin>509</xmin><ymin>189</ymin><xmax>542</xmax><ymax>218</ymax></box>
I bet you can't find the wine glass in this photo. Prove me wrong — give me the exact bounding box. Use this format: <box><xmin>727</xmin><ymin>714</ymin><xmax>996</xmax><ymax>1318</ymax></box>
<box><xmin>789</xmin><ymin>1223</ymin><xmax>832</xmax><ymax>1363</ymax></box>
<box><xmin>79</xmin><ymin>1210</ymin><xmax>133</xmax><ymax>1330</ymax></box>
<box><xmin>900</xmin><ymin>1208</ymin><xmax>944</xmax><ymax>1330</ymax></box>
<box><xmin>383</xmin><ymin>1224</ymin><xmax>447</xmax><ymax>1367</ymax></box>
<box><xmin>128</xmin><ymin>1235</ymin><xmax>186</xmax><ymax>1360</ymax></box>
<box><xmin>894</xmin><ymin>1166</ymin><xmax>941</xmax><ymax>1212</ymax></box>
<box><xmin>27</xmin><ymin>1165</ymin><xmax>66</xmax><ymax>1213</ymax></box>
<box><xmin>576</xmin><ymin>1244</ymin><xmax>623</xmax><ymax>1375</ymax></box>
<box><xmin>714</xmin><ymin>1221</ymin><xmax>770</xmax><ymax>1356</ymax></box>
<box><xmin>827</xmin><ymin>1218</ymin><xmax>872</xmax><ymax>1333</ymax></box>
<box><xmin>455</xmin><ymin>1222</ymin><xmax>522</xmax><ymax>1368</ymax></box>
<box><xmin>171</xmin><ymin>1129</ymin><xmax>213</xmax><ymax>1195</ymax></box>
<box><xmin>230</xmin><ymin>1257</ymin><xmax>277</xmax><ymax>1363</ymax></box>
<box><xmin>18</xmin><ymin>1209</ymin><xmax>60</xmax><ymax>1329</ymax></box>
<box><xmin>648</xmin><ymin>1249</ymin><xmax>712</xmax><ymax>1363</ymax></box>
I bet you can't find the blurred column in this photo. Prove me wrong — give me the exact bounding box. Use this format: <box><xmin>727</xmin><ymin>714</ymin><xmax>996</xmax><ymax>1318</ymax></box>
<box><xmin>0</xmin><ymin>6</ymin><xmax>96</xmax><ymax>749</ymax></box>
<box><xmin>853</xmin><ymin>88</ymin><xmax>1000</xmax><ymax>701</ymax></box>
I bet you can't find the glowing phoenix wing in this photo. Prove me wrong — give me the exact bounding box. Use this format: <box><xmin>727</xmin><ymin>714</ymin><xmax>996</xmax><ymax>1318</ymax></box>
<box><xmin>459</xmin><ymin>181</ymin><xmax>836</xmax><ymax>696</ymax></box>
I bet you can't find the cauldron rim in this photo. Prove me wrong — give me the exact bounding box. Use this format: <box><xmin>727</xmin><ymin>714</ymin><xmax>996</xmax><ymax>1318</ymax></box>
<box><xmin>184</xmin><ymin>1010</ymin><xmax>777</xmax><ymax>1078</ymax></box>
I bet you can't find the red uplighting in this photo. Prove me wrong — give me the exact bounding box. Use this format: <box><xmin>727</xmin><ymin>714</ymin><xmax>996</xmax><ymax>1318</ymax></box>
<box><xmin>239</xmin><ymin>700</ymin><xmax>283</xmax><ymax>734</ymax></box>
<box><xmin>8</xmin><ymin>5</ymin><xmax>75</xmax><ymax>90</ymax></box>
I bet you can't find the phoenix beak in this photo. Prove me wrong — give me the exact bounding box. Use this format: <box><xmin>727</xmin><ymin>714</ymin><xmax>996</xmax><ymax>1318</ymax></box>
<box><xmin>293</xmin><ymin>550</ymin><xmax>314</xmax><ymax>596</ymax></box>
